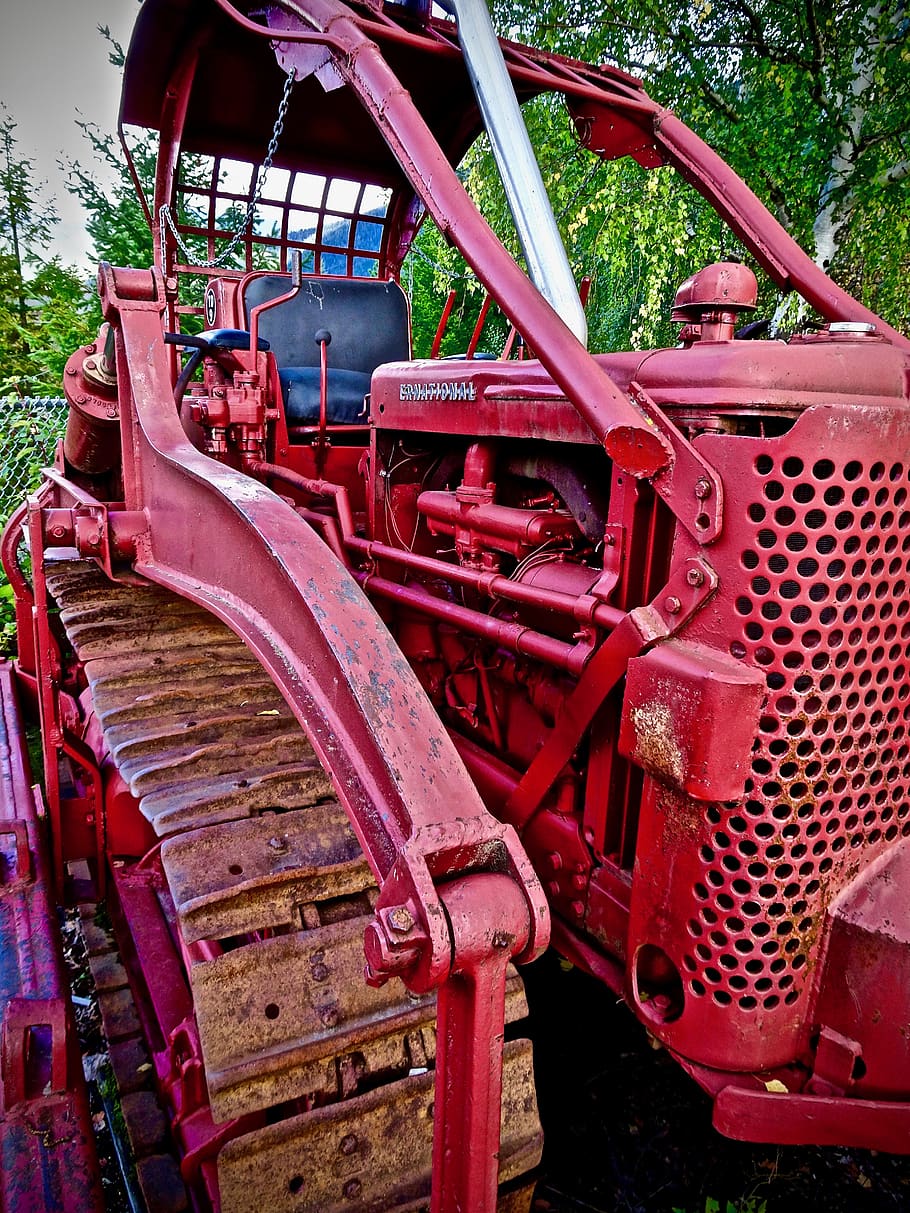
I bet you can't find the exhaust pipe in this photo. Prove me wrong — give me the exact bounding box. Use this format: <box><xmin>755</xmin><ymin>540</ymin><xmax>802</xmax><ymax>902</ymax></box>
<box><xmin>441</xmin><ymin>0</ymin><xmax>588</xmax><ymax>347</ymax></box>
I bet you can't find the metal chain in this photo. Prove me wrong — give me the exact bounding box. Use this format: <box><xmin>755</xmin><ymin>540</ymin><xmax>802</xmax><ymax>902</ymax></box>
<box><xmin>159</xmin><ymin>68</ymin><xmax>297</xmax><ymax>270</ymax></box>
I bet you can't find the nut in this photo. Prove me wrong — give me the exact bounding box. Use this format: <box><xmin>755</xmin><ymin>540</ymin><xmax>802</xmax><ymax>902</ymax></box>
<box><xmin>342</xmin><ymin>1179</ymin><xmax>362</xmax><ymax>1199</ymax></box>
<box><xmin>686</xmin><ymin>568</ymin><xmax>705</xmax><ymax>587</ymax></box>
<box><xmin>386</xmin><ymin>905</ymin><xmax>415</xmax><ymax>934</ymax></box>
<box><xmin>339</xmin><ymin>1134</ymin><xmax>358</xmax><ymax>1156</ymax></box>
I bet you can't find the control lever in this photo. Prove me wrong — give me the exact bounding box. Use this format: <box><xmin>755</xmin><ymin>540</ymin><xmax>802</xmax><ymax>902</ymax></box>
<box><xmin>315</xmin><ymin>327</ymin><xmax>332</xmax><ymax>475</ymax></box>
<box><xmin>164</xmin><ymin>329</ymin><xmax>271</xmax><ymax>407</ymax></box>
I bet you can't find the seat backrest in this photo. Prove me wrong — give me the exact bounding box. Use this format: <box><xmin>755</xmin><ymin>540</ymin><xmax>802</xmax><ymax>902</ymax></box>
<box><xmin>242</xmin><ymin>275</ymin><xmax>410</xmax><ymax>374</ymax></box>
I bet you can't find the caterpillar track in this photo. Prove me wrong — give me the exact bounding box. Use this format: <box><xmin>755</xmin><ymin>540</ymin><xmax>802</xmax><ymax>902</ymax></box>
<box><xmin>45</xmin><ymin>560</ymin><xmax>543</xmax><ymax>1213</ymax></box>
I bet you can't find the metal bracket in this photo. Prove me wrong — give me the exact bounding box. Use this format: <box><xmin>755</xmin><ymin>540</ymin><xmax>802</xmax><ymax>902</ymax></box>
<box><xmin>505</xmin><ymin>556</ymin><xmax>718</xmax><ymax>830</ymax></box>
<box><xmin>590</xmin><ymin>524</ymin><xmax>625</xmax><ymax>602</ymax></box>
<box><xmin>1</xmin><ymin>997</ymin><xmax>69</xmax><ymax>1112</ymax></box>
<box><xmin>0</xmin><ymin>821</ymin><xmax>32</xmax><ymax>892</ymax></box>
<box><xmin>41</xmin><ymin>493</ymin><xmax>145</xmax><ymax>579</ymax></box>
<box><xmin>629</xmin><ymin>381</ymin><xmax>724</xmax><ymax>544</ymax></box>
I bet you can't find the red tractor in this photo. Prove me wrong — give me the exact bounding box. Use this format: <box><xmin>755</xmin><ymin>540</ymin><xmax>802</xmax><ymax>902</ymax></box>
<box><xmin>2</xmin><ymin>1</ymin><xmax>909</xmax><ymax>1210</ymax></box>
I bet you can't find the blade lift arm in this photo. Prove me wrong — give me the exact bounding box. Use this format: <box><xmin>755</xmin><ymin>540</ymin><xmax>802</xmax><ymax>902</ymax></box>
<box><xmin>93</xmin><ymin>263</ymin><xmax>548</xmax><ymax>1213</ymax></box>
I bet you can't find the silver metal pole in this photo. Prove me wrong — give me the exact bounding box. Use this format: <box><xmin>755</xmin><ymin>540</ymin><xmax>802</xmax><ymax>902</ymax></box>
<box><xmin>445</xmin><ymin>0</ymin><xmax>588</xmax><ymax>346</ymax></box>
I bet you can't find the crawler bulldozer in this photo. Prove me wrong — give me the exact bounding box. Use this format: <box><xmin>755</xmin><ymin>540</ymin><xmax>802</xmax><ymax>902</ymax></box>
<box><xmin>2</xmin><ymin>1</ymin><xmax>910</xmax><ymax>1210</ymax></box>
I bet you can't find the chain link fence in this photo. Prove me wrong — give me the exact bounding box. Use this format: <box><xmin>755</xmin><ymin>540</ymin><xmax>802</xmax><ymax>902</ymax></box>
<box><xmin>0</xmin><ymin>397</ymin><xmax>68</xmax><ymax>653</ymax></box>
<box><xmin>0</xmin><ymin>397</ymin><xmax>67</xmax><ymax>526</ymax></box>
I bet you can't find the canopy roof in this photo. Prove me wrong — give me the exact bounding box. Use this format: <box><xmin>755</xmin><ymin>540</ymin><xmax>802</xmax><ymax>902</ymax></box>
<box><xmin>120</xmin><ymin>0</ymin><xmax>655</xmax><ymax>189</ymax></box>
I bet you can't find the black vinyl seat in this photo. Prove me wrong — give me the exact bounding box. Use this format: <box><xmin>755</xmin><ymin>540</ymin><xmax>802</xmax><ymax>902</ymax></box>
<box><xmin>242</xmin><ymin>275</ymin><xmax>410</xmax><ymax>424</ymax></box>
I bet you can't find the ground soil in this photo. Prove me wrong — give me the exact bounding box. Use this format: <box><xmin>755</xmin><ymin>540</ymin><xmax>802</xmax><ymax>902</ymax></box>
<box><xmin>523</xmin><ymin>953</ymin><xmax>910</xmax><ymax>1213</ymax></box>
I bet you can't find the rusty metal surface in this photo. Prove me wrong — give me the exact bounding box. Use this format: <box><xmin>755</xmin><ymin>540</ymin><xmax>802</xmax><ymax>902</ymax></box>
<box><xmin>216</xmin><ymin>1039</ymin><xmax>541</xmax><ymax>1213</ymax></box>
<box><xmin>193</xmin><ymin>917</ymin><xmax>437</xmax><ymax>1120</ymax></box>
<box><xmin>162</xmin><ymin>804</ymin><xmax>372</xmax><ymax>942</ymax></box>
<box><xmin>46</xmin><ymin>561</ymin><xmax>542</xmax><ymax>1206</ymax></box>
<box><xmin>46</xmin><ymin>560</ymin><xmax>334</xmax><ymax>837</ymax></box>
<box><xmin>192</xmin><ymin>913</ymin><xmax>529</xmax><ymax>1121</ymax></box>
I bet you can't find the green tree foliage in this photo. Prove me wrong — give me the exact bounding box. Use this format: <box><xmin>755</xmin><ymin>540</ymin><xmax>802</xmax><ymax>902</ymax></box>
<box><xmin>487</xmin><ymin>0</ymin><xmax>910</xmax><ymax>337</ymax></box>
<box><xmin>0</xmin><ymin>106</ymin><xmax>94</xmax><ymax>395</ymax></box>
<box><xmin>64</xmin><ymin>122</ymin><xmax>155</xmax><ymax>276</ymax></box>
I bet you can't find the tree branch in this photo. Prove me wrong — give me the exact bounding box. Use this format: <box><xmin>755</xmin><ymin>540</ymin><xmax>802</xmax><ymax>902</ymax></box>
<box><xmin>876</xmin><ymin>157</ymin><xmax>910</xmax><ymax>186</ymax></box>
<box><xmin>856</xmin><ymin>126</ymin><xmax>910</xmax><ymax>154</ymax></box>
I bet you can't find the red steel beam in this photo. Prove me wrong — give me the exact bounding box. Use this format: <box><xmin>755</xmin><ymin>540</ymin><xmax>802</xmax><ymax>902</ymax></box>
<box><xmin>0</xmin><ymin>664</ymin><xmax>103</xmax><ymax>1213</ymax></box>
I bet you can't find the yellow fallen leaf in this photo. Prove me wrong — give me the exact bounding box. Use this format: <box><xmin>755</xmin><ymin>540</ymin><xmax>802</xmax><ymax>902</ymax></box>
<box><xmin>764</xmin><ymin>1078</ymin><xmax>789</xmax><ymax>1094</ymax></box>
<box><xmin>256</xmin><ymin>709</ymin><xmax>280</xmax><ymax>716</ymax></box>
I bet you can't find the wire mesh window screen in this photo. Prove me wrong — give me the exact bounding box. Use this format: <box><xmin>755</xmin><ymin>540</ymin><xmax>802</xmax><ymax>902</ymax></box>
<box><xmin>174</xmin><ymin>155</ymin><xmax>393</xmax><ymax>278</ymax></box>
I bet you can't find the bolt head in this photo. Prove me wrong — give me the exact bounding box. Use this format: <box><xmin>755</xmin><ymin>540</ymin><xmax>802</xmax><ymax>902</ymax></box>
<box><xmin>694</xmin><ymin>478</ymin><xmax>711</xmax><ymax>499</ymax></box>
<box><xmin>343</xmin><ymin>1178</ymin><xmax>362</xmax><ymax>1199</ymax></box>
<box><xmin>267</xmin><ymin>835</ymin><xmax>288</xmax><ymax>852</ymax></box>
<box><xmin>686</xmin><ymin>568</ymin><xmax>705</xmax><ymax>587</ymax></box>
<box><xmin>387</xmin><ymin>905</ymin><xmax>415</xmax><ymax>934</ymax></box>
<box><xmin>339</xmin><ymin>1134</ymin><xmax>358</xmax><ymax>1156</ymax></box>
<box><xmin>664</xmin><ymin>595</ymin><xmax>682</xmax><ymax>615</ymax></box>
<box><xmin>570</xmin><ymin>899</ymin><xmax>585</xmax><ymax>919</ymax></box>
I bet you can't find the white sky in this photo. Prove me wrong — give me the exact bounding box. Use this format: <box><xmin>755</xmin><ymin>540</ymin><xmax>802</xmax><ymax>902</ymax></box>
<box><xmin>0</xmin><ymin>0</ymin><xmax>141</xmax><ymax>267</ymax></box>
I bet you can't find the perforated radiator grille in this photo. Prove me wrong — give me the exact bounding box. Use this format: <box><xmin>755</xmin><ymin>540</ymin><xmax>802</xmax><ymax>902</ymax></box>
<box><xmin>682</xmin><ymin>448</ymin><xmax>910</xmax><ymax>1014</ymax></box>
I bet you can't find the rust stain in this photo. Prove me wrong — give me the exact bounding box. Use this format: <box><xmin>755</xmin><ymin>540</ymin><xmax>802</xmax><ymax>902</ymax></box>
<box><xmin>630</xmin><ymin>699</ymin><xmax>685</xmax><ymax>787</ymax></box>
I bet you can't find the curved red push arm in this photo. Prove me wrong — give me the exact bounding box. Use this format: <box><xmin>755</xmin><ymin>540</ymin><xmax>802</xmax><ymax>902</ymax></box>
<box><xmin>97</xmin><ymin>262</ymin><xmax>549</xmax><ymax>1213</ymax></box>
<box><xmin>98</xmin><ymin>263</ymin><xmax>549</xmax><ymax>990</ymax></box>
